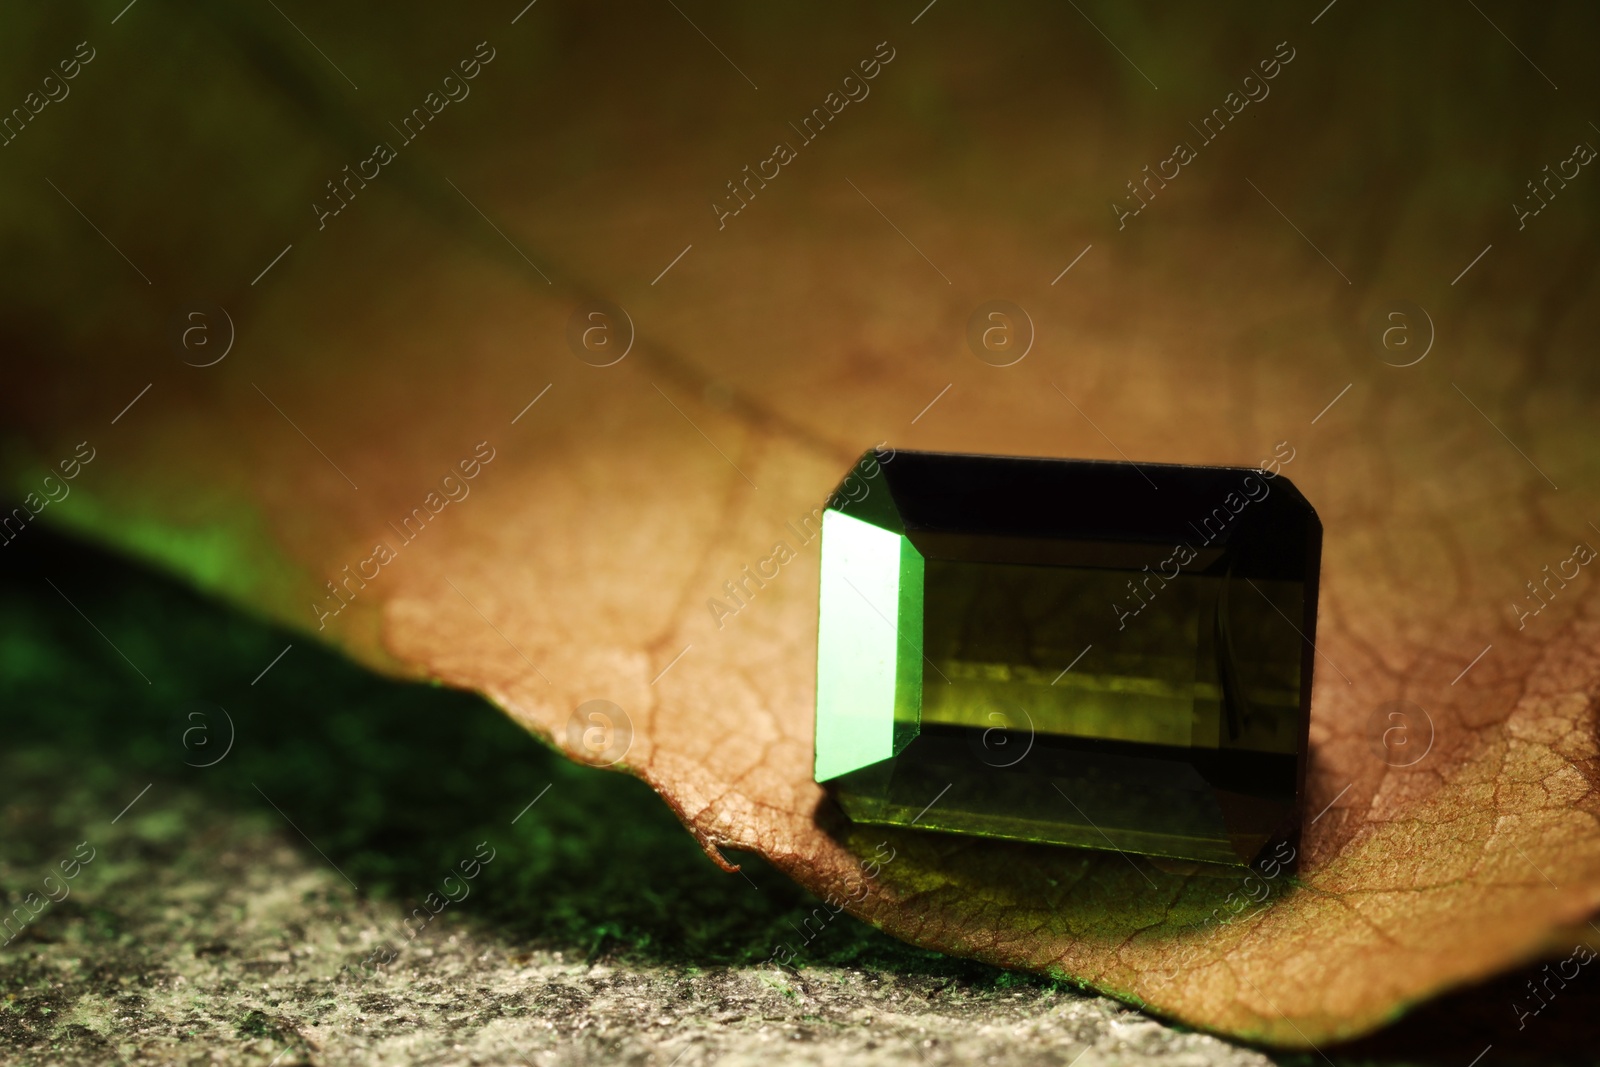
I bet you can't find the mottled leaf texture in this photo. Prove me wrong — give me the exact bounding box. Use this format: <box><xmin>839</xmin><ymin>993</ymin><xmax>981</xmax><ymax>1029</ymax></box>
<box><xmin>4</xmin><ymin>1</ymin><xmax>1599</xmax><ymax>1047</ymax></box>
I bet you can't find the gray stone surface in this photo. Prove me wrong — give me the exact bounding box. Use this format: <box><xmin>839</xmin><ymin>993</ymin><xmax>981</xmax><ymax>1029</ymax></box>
<box><xmin>4</xmin><ymin>825</ymin><xmax>1274</xmax><ymax>1067</ymax></box>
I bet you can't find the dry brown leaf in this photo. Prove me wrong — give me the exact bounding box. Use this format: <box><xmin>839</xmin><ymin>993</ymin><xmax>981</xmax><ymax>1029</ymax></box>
<box><xmin>4</xmin><ymin>1</ymin><xmax>1600</xmax><ymax>1046</ymax></box>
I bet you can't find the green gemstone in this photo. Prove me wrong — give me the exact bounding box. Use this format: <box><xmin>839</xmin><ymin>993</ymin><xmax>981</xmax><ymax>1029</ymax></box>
<box><xmin>814</xmin><ymin>448</ymin><xmax>1321</xmax><ymax>867</ymax></box>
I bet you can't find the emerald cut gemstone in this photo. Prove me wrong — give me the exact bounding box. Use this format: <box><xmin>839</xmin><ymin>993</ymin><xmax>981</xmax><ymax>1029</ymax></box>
<box><xmin>814</xmin><ymin>449</ymin><xmax>1321</xmax><ymax>867</ymax></box>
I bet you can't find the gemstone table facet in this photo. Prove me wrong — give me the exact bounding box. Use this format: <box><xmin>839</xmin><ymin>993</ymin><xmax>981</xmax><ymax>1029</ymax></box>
<box><xmin>813</xmin><ymin>448</ymin><xmax>1322</xmax><ymax>867</ymax></box>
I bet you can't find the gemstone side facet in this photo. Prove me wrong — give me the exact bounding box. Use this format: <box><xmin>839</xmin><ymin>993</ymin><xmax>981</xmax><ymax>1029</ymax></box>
<box><xmin>813</xmin><ymin>509</ymin><xmax>924</xmax><ymax>781</ymax></box>
<box><xmin>813</xmin><ymin>448</ymin><xmax>1322</xmax><ymax>867</ymax></box>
